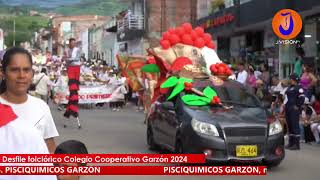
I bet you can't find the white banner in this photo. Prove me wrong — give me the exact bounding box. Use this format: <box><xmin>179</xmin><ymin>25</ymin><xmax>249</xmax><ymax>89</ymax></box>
<box><xmin>57</xmin><ymin>85</ymin><xmax>113</xmax><ymax>104</ymax></box>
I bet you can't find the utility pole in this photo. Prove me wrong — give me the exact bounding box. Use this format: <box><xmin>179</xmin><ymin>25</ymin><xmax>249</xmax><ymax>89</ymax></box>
<box><xmin>13</xmin><ymin>18</ymin><xmax>16</xmax><ymax>47</ymax></box>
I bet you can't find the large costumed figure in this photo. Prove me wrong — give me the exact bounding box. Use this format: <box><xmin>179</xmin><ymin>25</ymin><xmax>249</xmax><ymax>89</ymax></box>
<box><xmin>117</xmin><ymin>23</ymin><xmax>235</xmax><ymax>114</ymax></box>
<box><xmin>139</xmin><ymin>23</ymin><xmax>234</xmax><ymax>109</ymax></box>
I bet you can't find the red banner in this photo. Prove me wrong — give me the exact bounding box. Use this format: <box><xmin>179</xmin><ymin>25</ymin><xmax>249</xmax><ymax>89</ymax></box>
<box><xmin>0</xmin><ymin>154</ymin><xmax>205</xmax><ymax>164</ymax></box>
<box><xmin>0</xmin><ymin>166</ymin><xmax>267</xmax><ymax>175</ymax></box>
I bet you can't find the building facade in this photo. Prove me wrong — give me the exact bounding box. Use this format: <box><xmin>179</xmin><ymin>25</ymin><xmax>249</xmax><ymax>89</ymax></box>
<box><xmin>196</xmin><ymin>0</ymin><xmax>320</xmax><ymax>78</ymax></box>
<box><xmin>103</xmin><ymin>18</ymin><xmax>118</xmax><ymax>66</ymax></box>
<box><xmin>88</xmin><ymin>25</ymin><xmax>104</xmax><ymax>60</ymax></box>
<box><xmin>146</xmin><ymin>0</ymin><xmax>198</xmax><ymax>47</ymax></box>
<box><xmin>106</xmin><ymin>0</ymin><xmax>201</xmax><ymax>62</ymax></box>
<box><xmin>51</xmin><ymin>15</ymin><xmax>110</xmax><ymax>55</ymax></box>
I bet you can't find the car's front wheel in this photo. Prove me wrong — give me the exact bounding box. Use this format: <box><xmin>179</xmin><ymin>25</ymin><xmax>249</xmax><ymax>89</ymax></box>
<box><xmin>147</xmin><ymin>126</ymin><xmax>158</xmax><ymax>150</ymax></box>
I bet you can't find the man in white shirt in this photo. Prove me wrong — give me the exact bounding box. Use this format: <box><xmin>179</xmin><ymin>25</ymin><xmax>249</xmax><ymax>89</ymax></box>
<box><xmin>236</xmin><ymin>63</ymin><xmax>248</xmax><ymax>85</ymax></box>
<box><xmin>0</xmin><ymin>104</ymin><xmax>56</xmax><ymax>180</ymax></box>
<box><xmin>33</xmin><ymin>68</ymin><xmax>51</xmax><ymax>103</ymax></box>
<box><xmin>64</xmin><ymin>38</ymin><xmax>81</xmax><ymax>66</ymax></box>
<box><xmin>63</xmin><ymin>38</ymin><xmax>81</xmax><ymax>120</ymax></box>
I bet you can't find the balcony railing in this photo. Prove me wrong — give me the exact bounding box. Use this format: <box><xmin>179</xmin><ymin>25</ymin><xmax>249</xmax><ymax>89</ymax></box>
<box><xmin>106</xmin><ymin>17</ymin><xmax>117</xmax><ymax>29</ymax></box>
<box><xmin>117</xmin><ymin>13</ymin><xmax>144</xmax><ymax>32</ymax></box>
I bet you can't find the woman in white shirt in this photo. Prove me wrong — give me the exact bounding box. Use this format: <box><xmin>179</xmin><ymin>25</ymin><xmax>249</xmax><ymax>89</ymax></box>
<box><xmin>53</xmin><ymin>68</ymin><xmax>68</xmax><ymax>110</ymax></box>
<box><xmin>33</xmin><ymin>67</ymin><xmax>51</xmax><ymax>103</ymax></box>
<box><xmin>109</xmin><ymin>74</ymin><xmax>127</xmax><ymax>111</ymax></box>
<box><xmin>0</xmin><ymin>47</ymin><xmax>59</xmax><ymax>154</ymax></box>
<box><xmin>0</xmin><ymin>104</ymin><xmax>56</xmax><ymax>180</ymax></box>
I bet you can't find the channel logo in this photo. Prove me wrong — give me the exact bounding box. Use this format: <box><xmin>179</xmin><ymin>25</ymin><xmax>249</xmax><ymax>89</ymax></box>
<box><xmin>272</xmin><ymin>9</ymin><xmax>302</xmax><ymax>40</ymax></box>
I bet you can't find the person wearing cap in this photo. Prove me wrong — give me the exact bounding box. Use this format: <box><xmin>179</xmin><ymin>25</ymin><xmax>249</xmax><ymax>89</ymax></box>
<box><xmin>284</xmin><ymin>73</ymin><xmax>306</xmax><ymax>150</ymax></box>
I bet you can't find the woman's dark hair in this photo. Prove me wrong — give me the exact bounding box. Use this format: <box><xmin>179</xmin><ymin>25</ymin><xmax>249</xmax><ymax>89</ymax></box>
<box><xmin>296</xmin><ymin>47</ymin><xmax>305</xmax><ymax>57</ymax></box>
<box><xmin>261</xmin><ymin>63</ymin><xmax>268</xmax><ymax>71</ymax></box>
<box><xmin>54</xmin><ymin>140</ymin><xmax>88</xmax><ymax>166</ymax></box>
<box><xmin>303</xmin><ymin>64</ymin><xmax>313</xmax><ymax>73</ymax></box>
<box><xmin>69</xmin><ymin>38</ymin><xmax>76</xmax><ymax>43</ymax></box>
<box><xmin>41</xmin><ymin>68</ymin><xmax>47</xmax><ymax>75</ymax></box>
<box><xmin>248</xmin><ymin>64</ymin><xmax>255</xmax><ymax>74</ymax></box>
<box><xmin>0</xmin><ymin>47</ymin><xmax>33</xmax><ymax>94</ymax></box>
<box><xmin>238</xmin><ymin>62</ymin><xmax>245</xmax><ymax>66</ymax></box>
<box><xmin>277</xmin><ymin>94</ymin><xmax>284</xmax><ymax>103</ymax></box>
<box><xmin>55</xmin><ymin>140</ymin><xmax>88</xmax><ymax>154</ymax></box>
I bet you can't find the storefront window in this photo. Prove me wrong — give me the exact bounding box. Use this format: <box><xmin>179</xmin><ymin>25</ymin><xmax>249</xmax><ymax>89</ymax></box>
<box><xmin>304</xmin><ymin>23</ymin><xmax>317</xmax><ymax>58</ymax></box>
<box><xmin>197</xmin><ymin>0</ymin><xmax>211</xmax><ymax>20</ymax></box>
<box><xmin>210</xmin><ymin>0</ymin><xmax>235</xmax><ymax>13</ymax></box>
<box><xmin>239</xmin><ymin>0</ymin><xmax>252</xmax><ymax>4</ymax></box>
<box><xmin>224</xmin><ymin>0</ymin><xmax>234</xmax><ymax>8</ymax></box>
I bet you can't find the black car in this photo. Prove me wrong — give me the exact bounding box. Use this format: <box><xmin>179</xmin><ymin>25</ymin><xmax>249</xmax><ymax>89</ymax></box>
<box><xmin>146</xmin><ymin>78</ymin><xmax>284</xmax><ymax>167</ymax></box>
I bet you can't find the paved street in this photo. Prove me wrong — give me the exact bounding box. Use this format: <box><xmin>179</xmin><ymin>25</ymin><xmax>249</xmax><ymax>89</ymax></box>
<box><xmin>52</xmin><ymin>103</ymin><xmax>320</xmax><ymax>180</ymax></box>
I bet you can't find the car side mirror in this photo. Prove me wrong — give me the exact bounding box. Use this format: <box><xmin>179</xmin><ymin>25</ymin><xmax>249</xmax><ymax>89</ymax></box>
<box><xmin>162</xmin><ymin>102</ymin><xmax>175</xmax><ymax>111</ymax></box>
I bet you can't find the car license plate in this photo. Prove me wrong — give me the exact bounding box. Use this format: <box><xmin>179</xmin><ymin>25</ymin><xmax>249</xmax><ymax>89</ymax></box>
<box><xmin>236</xmin><ymin>145</ymin><xmax>257</xmax><ymax>157</ymax></box>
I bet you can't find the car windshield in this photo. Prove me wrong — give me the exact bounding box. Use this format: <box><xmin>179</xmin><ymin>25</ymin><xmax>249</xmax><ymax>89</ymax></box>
<box><xmin>192</xmin><ymin>79</ymin><xmax>261</xmax><ymax>107</ymax></box>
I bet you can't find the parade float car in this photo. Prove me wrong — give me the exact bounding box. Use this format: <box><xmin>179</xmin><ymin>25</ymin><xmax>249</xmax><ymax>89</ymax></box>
<box><xmin>146</xmin><ymin>77</ymin><xmax>285</xmax><ymax>167</ymax></box>
<box><xmin>137</xmin><ymin>23</ymin><xmax>284</xmax><ymax>167</ymax></box>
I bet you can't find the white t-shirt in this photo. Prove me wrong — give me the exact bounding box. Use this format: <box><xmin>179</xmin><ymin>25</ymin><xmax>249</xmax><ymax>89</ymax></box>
<box><xmin>120</xmin><ymin>77</ymin><xmax>127</xmax><ymax>84</ymax></box>
<box><xmin>254</xmin><ymin>71</ymin><xmax>262</xmax><ymax>79</ymax></box>
<box><xmin>80</xmin><ymin>65</ymin><xmax>86</xmax><ymax>74</ymax></box>
<box><xmin>271</xmin><ymin>82</ymin><xmax>288</xmax><ymax>95</ymax></box>
<box><xmin>83</xmin><ymin>67</ymin><xmax>92</xmax><ymax>75</ymax></box>
<box><xmin>144</xmin><ymin>79</ymin><xmax>149</xmax><ymax>90</ymax></box>
<box><xmin>237</xmin><ymin>70</ymin><xmax>248</xmax><ymax>84</ymax></box>
<box><xmin>65</xmin><ymin>47</ymin><xmax>81</xmax><ymax>66</ymax></box>
<box><xmin>0</xmin><ymin>106</ymin><xmax>56</xmax><ymax>180</ymax></box>
<box><xmin>109</xmin><ymin>77</ymin><xmax>120</xmax><ymax>89</ymax></box>
<box><xmin>33</xmin><ymin>73</ymin><xmax>51</xmax><ymax>96</ymax></box>
<box><xmin>0</xmin><ymin>95</ymin><xmax>59</xmax><ymax>140</ymax></box>
<box><xmin>110</xmin><ymin>86</ymin><xmax>127</xmax><ymax>102</ymax></box>
<box><xmin>98</xmin><ymin>72</ymin><xmax>110</xmax><ymax>82</ymax></box>
<box><xmin>53</xmin><ymin>75</ymin><xmax>68</xmax><ymax>95</ymax></box>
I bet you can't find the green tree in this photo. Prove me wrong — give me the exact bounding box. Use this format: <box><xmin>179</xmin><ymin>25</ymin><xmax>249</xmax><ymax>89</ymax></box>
<box><xmin>1</xmin><ymin>16</ymin><xmax>49</xmax><ymax>47</ymax></box>
<box><xmin>29</xmin><ymin>21</ymin><xmax>39</xmax><ymax>31</ymax></box>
